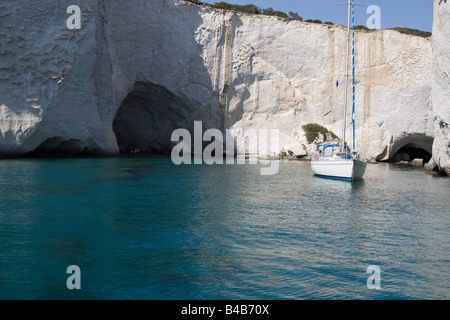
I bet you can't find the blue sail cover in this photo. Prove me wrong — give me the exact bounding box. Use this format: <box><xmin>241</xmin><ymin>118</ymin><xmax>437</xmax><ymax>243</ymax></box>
<box><xmin>319</xmin><ymin>144</ymin><xmax>351</xmax><ymax>159</ymax></box>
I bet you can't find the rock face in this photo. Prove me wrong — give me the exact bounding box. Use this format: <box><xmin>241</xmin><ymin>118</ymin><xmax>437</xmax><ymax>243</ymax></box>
<box><xmin>0</xmin><ymin>0</ymin><xmax>448</xmax><ymax>173</ymax></box>
<box><xmin>0</xmin><ymin>0</ymin><xmax>117</xmax><ymax>154</ymax></box>
<box><xmin>428</xmin><ymin>0</ymin><xmax>450</xmax><ymax>175</ymax></box>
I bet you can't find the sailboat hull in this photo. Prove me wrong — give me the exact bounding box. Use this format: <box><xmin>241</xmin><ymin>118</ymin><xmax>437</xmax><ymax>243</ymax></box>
<box><xmin>352</xmin><ymin>159</ymin><xmax>367</xmax><ymax>180</ymax></box>
<box><xmin>311</xmin><ymin>159</ymin><xmax>366</xmax><ymax>181</ymax></box>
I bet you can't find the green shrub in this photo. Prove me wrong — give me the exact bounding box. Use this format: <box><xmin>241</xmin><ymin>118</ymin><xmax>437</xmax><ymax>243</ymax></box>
<box><xmin>272</xmin><ymin>10</ymin><xmax>288</xmax><ymax>19</ymax></box>
<box><xmin>207</xmin><ymin>2</ymin><xmax>262</xmax><ymax>14</ymax></box>
<box><xmin>305</xmin><ymin>19</ymin><xmax>322</xmax><ymax>24</ymax></box>
<box><xmin>184</xmin><ymin>0</ymin><xmax>204</xmax><ymax>4</ymax></box>
<box><xmin>261</xmin><ymin>7</ymin><xmax>274</xmax><ymax>15</ymax></box>
<box><xmin>302</xmin><ymin>123</ymin><xmax>338</xmax><ymax>143</ymax></box>
<box><xmin>191</xmin><ymin>2</ymin><xmax>290</xmax><ymax>18</ymax></box>
<box><xmin>288</xmin><ymin>11</ymin><xmax>303</xmax><ymax>21</ymax></box>
<box><xmin>390</xmin><ymin>27</ymin><xmax>432</xmax><ymax>38</ymax></box>
<box><xmin>354</xmin><ymin>25</ymin><xmax>370</xmax><ymax>30</ymax></box>
<box><xmin>262</xmin><ymin>7</ymin><xmax>288</xmax><ymax>18</ymax></box>
<box><xmin>242</xmin><ymin>4</ymin><xmax>261</xmax><ymax>14</ymax></box>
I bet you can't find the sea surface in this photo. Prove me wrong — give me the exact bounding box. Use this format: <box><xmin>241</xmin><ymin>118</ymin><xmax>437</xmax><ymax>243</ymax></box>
<box><xmin>0</xmin><ymin>157</ymin><xmax>449</xmax><ymax>300</ymax></box>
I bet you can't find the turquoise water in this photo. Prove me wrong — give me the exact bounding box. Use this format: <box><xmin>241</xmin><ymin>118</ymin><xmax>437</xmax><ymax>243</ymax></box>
<box><xmin>0</xmin><ymin>157</ymin><xmax>449</xmax><ymax>300</ymax></box>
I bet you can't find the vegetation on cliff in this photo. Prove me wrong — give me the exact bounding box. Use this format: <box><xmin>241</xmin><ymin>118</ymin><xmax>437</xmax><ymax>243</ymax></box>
<box><xmin>390</xmin><ymin>27</ymin><xmax>432</xmax><ymax>38</ymax></box>
<box><xmin>184</xmin><ymin>0</ymin><xmax>301</xmax><ymax>20</ymax></box>
<box><xmin>302</xmin><ymin>124</ymin><xmax>338</xmax><ymax>144</ymax></box>
<box><xmin>184</xmin><ymin>1</ymin><xmax>432</xmax><ymax>38</ymax></box>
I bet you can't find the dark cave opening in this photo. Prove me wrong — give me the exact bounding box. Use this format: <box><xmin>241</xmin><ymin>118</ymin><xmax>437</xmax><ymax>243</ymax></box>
<box><xmin>391</xmin><ymin>143</ymin><xmax>433</xmax><ymax>164</ymax></box>
<box><xmin>113</xmin><ymin>81</ymin><xmax>195</xmax><ymax>155</ymax></box>
<box><xmin>384</xmin><ymin>134</ymin><xmax>434</xmax><ymax>165</ymax></box>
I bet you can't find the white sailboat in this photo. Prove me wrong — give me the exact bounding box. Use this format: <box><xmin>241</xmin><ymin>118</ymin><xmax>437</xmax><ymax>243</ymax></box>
<box><xmin>311</xmin><ymin>0</ymin><xmax>367</xmax><ymax>181</ymax></box>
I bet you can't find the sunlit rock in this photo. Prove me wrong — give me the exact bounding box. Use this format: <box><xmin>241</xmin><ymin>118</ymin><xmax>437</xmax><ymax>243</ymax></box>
<box><xmin>0</xmin><ymin>0</ymin><xmax>448</xmax><ymax>175</ymax></box>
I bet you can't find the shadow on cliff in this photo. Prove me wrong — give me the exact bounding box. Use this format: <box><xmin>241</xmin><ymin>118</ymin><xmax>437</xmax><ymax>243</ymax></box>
<box><xmin>113</xmin><ymin>81</ymin><xmax>196</xmax><ymax>154</ymax></box>
<box><xmin>111</xmin><ymin>2</ymin><xmax>244</xmax><ymax>155</ymax></box>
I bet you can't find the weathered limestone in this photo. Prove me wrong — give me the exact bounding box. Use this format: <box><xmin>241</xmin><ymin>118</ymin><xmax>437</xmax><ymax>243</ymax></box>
<box><xmin>0</xmin><ymin>0</ymin><xmax>448</xmax><ymax>174</ymax></box>
<box><xmin>0</xmin><ymin>0</ymin><xmax>117</xmax><ymax>154</ymax></box>
<box><xmin>427</xmin><ymin>0</ymin><xmax>450</xmax><ymax>175</ymax></box>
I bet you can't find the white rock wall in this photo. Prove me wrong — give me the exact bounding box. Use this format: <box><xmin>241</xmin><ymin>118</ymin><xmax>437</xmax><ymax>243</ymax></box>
<box><xmin>0</xmin><ymin>0</ymin><xmax>117</xmax><ymax>154</ymax></box>
<box><xmin>105</xmin><ymin>0</ymin><xmax>434</xmax><ymax>161</ymax></box>
<box><xmin>0</xmin><ymin>0</ymin><xmax>447</xmax><ymax>174</ymax></box>
<box><xmin>429</xmin><ymin>0</ymin><xmax>450</xmax><ymax>174</ymax></box>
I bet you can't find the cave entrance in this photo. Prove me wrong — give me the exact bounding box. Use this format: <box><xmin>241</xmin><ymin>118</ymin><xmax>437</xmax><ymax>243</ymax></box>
<box><xmin>113</xmin><ymin>81</ymin><xmax>195</xmax><ymax>154</ymax></box>
<box><xmin>392</xmin><ymin>144</ymin><xmax>432</xmax><ymax>163</ymax></box>
<box><xmin>390</xmin><ymin>134</ymin><xmax>434</xmax><ymax>164</ymax></box>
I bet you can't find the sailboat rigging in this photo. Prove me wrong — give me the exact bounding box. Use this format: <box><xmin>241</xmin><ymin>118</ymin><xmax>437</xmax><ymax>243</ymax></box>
<box><xmin>310</xmin><ymin>0</ymin><xmax>367</xmax><ymax>181</ymax></box>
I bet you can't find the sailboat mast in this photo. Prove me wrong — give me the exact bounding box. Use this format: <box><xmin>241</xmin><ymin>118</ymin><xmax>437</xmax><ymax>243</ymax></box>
<box><xmin>341</xmin><ymin>0</ymin><xmax>352</xmax><ymax>154</ymax></box>
<box><xmin>351</xmin><ymin>1</ymin><xmax>356</xmax><ymax>151</ymax></box>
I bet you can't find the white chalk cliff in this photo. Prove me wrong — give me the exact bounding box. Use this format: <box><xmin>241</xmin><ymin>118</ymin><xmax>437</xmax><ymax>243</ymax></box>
<box><xmin>428</xmin><ymin>0</ymin><xmax>450</xmax><ymax>175</ymax></box>
<box><xmin>0</xmin><ymin>0</ymin><xmax>449</xmax><ymax>174</ymax></box>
